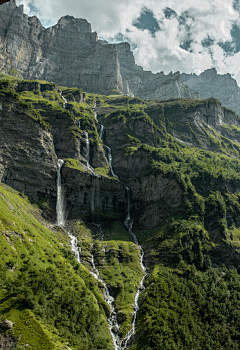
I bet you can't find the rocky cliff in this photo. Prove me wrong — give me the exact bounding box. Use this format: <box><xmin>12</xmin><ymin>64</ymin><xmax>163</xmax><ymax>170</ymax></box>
<box><xmin>0</xmin><ymin>79</ymin><xmax>126</xmax><ymax>224</ymax></box>
<box><xmin>2</xmin><ymin>74</ymin><xmax>240</xmax><ymax>349</ymax></box>
<box><xmin>0</xmin><ymin>0</ymin><xmax>199</xmax><ymax>100</ymax></box>
<box><xmin>182</xmin><ymin>68</ymin><xmax>240</xmax><ymax>116</ymax></box>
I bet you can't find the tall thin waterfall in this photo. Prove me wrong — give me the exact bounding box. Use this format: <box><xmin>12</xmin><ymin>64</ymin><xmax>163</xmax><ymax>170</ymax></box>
<box><xmin>100</xmin><ymin>125</ymin><xmax>105</xmax><ymax>140</ymax></box>
<box><xmin>121</xmin><ymin>187</ymin><xmax>147</xmax><ymax>349</ymax></box>
<box><xmin>56</xmin><ymin>159</ymin><xmax>65</xmax><ymax>226</ymax></box>
<box><xmin>105</xmin><ymin>145</ymin><xmax>118</xmax><ymax>179</ymax></box>
<box><xmin>56</xmin><ymin>159</ymin><xmax>81</xmax><ymax>263</ymax></box>
<box><xmin>98</xmin><ymin>118</ymin><xmax>118</xmax><ymax>178</ymax></box>
<box><xmin>59</xmin><ymin>90</ymin><xmax>68</xmax><ymax>108</ymax></box>
<box><xmin>92</xmin><ymin>101</ymin><xmax>98</xmax><ymax>121</ymax></box>
<box><xmin>83</xmin><ymin>131</ymin><xmax>89</xmax><ymax>162</ymax></box>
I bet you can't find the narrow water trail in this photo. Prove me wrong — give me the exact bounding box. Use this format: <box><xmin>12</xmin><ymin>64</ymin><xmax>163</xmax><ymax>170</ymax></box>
<box><xmin>90</xmin><ymin>244</ymin><xmax>122</xmax><ymax>350</ymax></box>
<box><xmin>59</xmin><ymin>90</ymin><xmax>68</xmax><ymax>108</ymax></box>
<box><xmin>98</xmin><ymin>124</ymin><xmax>118</xmax><ymax>178</ymax></box>
<box><xmin>56</xmin><ymin>159</ymin><xmax>64</xmax><ymax>226</ymax></box>
<box><xmin>56</xmin><ymin>102</ymin><xmax>148</xmax><ymax>349</ymax></box>
<box><xmin>56</xmin><ymin>159</ymin><xmax>81</xmax><ymax>262</ymax></box>
<box><xmin>56</xmin><ymin>158</ymin><xmax>121</xmax><ymax>349</ymax></box>
<box><xmin>96</xmin><ymin>110</ymin><xmax>148</xmax><ymax>349</ymax></box>
<box><xmin>120</xmin><ymin>187</ymin><xmax>148</xmax><ymax>349</ymax></box>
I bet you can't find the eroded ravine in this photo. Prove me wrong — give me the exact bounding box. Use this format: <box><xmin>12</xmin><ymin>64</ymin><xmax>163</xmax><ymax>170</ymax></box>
<box><xmin>56</xmin><ymin>105</ymin><xmax>148</xmax><ymax>349</ymax></box>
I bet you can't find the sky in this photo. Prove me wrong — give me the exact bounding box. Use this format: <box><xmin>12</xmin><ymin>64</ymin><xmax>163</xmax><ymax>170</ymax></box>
<box><xmin>16</xmin><ymin>0</ymin><xmax>240</xmax><ymax>84</ymax></box>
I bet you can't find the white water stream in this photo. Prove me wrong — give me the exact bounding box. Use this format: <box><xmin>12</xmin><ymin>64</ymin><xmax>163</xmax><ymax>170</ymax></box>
<box><xmin>56</xmin><ymin>159</ymin><xmax>65</xmax><ymax>226</ymax></box>
<box><xmin>99</xmin><ymin>124</ymin><xmax>118</xmax><ymax>179</ymax></box>
<box><xmin>90</xmin><ymin>244</ymin><xmax>121</xmax><ymax>350</ymax></box>
<box><xmin>56</xmin><ymin>159</ymin><xmax>81</xmax><ymax>262</ymax></box>
<box><xmin>56</xmin><ymin>105</ymin><xmax>147</xmax><ymax>349</ymax></box>
<box><xmin>121</xmin><ymin>187</ymin><xmax>147</xmax><ymax>349</ymax></box>
<box><xmin>96</xmin><ymin>110</ymin><xmax>148</xmax><ymax>348</ymax></box>
<box><xmin>59</xmin><ymin>90</ymin><xmax>68</xmax><ymax>108</ymax></box>
<box><xmin>83</xmin><ymin>131</ymin><xmax>89</xmax><ymax>162</ymax></box>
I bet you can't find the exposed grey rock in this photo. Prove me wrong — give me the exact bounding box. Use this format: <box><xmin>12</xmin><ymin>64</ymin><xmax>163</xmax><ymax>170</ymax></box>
<box><xmin>0</xmin><ymin>94</ymin><xmax>58</xmax><ymax>202</ymax></box>
<box><xmin>116</xmin><ymin>42</ymin><xmax>200</xmax><ymax>99</ymax></box>
<box><xmin>182</xmin><ymin>68</ymin><xmax>240</xmax><ymax>116</ymax></box>
<box><xmin>0</xmin><ymin>92</ymin><xmax>126</xmax><ymax>222</ymax></box>
<box><xmin>0</xmin><ymin>0</ymin><xmax>199</xmax><ymax>100</ymax></box>
<box><xmin>0</xmin><ymin>320</ymin><xmax>13</xmax><ymax>329</ymax></box>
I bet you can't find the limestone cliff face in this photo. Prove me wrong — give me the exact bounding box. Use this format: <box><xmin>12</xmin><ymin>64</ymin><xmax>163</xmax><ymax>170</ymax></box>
<box><xmin>116</xmin><ymin>43</ymin><xmax>200</xmax><ymax>99</ymax></box>
<box><xmin>0</xmin><ymin>0</ymin><xmax>123</xmax><ymax>94</ymax></box>
<box><xmin>0</xmin><ymin>0</ymin><xmax>198</xmax><ymax>100</ymax></box>
<box><xmin>182</xmin><ymin>69</ymin><xmax>240</xmax><ymax>116</ymax></box>
<box><xmin>0</xmin><ymin>86</ymin><xmax>126</xmax><ymax>222</ymax></box>
<box><xmin>0</xmin><ymin>94</ymin><xmax>57</xmax><ymax>202</ymax></box>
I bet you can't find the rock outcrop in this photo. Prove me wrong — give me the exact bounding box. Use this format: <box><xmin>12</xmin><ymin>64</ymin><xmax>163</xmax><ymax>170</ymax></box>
<box><xmin>182</xmin><ymin>69</ymin><xmax>240</xmax><ymax>116</ymax></box>
<box><xmin>0</xmin><ymin>0</ymin><xmax>198</xmax><ymax>100</ymax></box>
<box><xmin>0</xmin><ymin>83</ymin><xmax>126</xmax><ymax>222</ymax></box>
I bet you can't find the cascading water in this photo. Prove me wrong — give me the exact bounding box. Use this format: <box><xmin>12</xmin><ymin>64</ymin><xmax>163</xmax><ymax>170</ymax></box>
<box><xmin>105</xmin><ymin>145</ymin><xmax>118</xmax><ymax>179</ymax></box>
<box><xmin>97</xmin><ymin>117</ymin><xmax>118</xmax><ymax>178</ymax></box>
<box><xmin>83</xmin><ymin>131</ymin><xmax>89</xmax><ymax>163</ymax></box>
<box><xmin>92</xmin><ymin>101</ymin><xmax>98</xmax><ymax>121</ymax></box>
<box><xmin>56</xmin><ymin>159</ymin><xmax>81</xmax><ymax>262</ymax></box>
<box><xmin>99</xmin><ymin>125</ymin><xmax>105</xmax><ymax>140</ymax></box>
<box><xmin>121</xmin><ymin>187</ymin><xmax>147</xmax><ymax>349</ymax></box>
<box><xmin>69</xmin><ymin>233</ymin><xmax>81</xmax><ymax>263</ymax></box>
<box><xmin>90</xmin><ymin>244</ymin><xmax>121</xmax><ymax>350</ymax></box>
<box><xmin>56</xmin><ymin>159</ymin><xmax>65</xmax><ymax>226</ymax></box>
<box><xmin>59</xmin><ymin>90</ymin><xmax>68</xmax><ymax>108</ymax></box>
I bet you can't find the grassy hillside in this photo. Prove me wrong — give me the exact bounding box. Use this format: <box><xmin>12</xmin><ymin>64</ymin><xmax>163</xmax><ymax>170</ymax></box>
<box><xmin>2</xmin><ymin>74</ymin><xmax>240</xmax><ymax>349</ymax></box>
<box><xmin>0</xmin><ymin>183</ymin><xmax>113</xmax><ymax>350</ymax></box>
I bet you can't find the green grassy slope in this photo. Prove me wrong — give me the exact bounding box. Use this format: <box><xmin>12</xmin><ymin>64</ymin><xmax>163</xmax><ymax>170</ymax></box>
<box><xmin>0</xmin><ymin>183</ymin><xmax>113</xmax><ymax>350</ymax></box>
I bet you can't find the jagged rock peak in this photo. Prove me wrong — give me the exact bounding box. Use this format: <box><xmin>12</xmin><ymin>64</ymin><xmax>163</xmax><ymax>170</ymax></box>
<box><xmin>182</xmin><ymin>68</ymin><xmax>240</xmax><ymax>115</ymax></box>
<box><xmin>0</xmin><ymin>0</ymin><xmax>199</xmax><ymax>99</ymax></box>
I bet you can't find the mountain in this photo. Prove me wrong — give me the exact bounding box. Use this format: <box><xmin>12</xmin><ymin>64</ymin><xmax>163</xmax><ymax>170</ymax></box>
<box><xmin>0</xmin><ymin>0</ymin><xmax>199</xmax><ymax>100</ymax></box>
<box><xmin>1</xmin><ymin>71</ymin><xmax>240</xmax><ymax>349</ymax></box>
<box><xmin>182</xmin><ymin>68</ymin><xmax>240</xmax><ymax>117</ymax></box>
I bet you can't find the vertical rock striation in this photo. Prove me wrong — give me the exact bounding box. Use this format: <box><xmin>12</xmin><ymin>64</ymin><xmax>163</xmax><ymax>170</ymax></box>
<box><xmin>0</xmin><ymin>0</ymin><xmax>198</xmax><ymax>99</ymax></box>
<box><xmin>182</xmin><ymin>69</ymin><xmax>240</xmax><ymax>116</ymax></box>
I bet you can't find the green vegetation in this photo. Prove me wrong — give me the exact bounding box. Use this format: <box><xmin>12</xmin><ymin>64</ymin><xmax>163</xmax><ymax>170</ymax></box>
<box><xmin>94</xmin><ymin>238</ymin><xmax>143</xmax><ymax>336</ymax></box>
<box><xmin>64</xmin><ymin>158</ymin><xmax>88</xmax><ymax>172</ymax></box>
<box><xmin>131</xmin><ymin>265</ymin><xmax>240</xmax><ymax>350</ymax></box>
<box><xmin>8</xmin><ymin>68</ymin><xmax>23</xmax><ymax>79</ymax></box>
<box><xmin>2</xmin><ymin>75</ymin><xmax>240</xmax><ymax>349</ymax></box>
<box><xmin>0</xmin><ymin>184</ymin><xmax>113</xmax><ymax>350</ymax></box>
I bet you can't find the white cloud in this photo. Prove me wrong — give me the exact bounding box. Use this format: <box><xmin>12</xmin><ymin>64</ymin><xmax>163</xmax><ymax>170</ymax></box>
<box><xmin>15</xmin><ymin>0</ymin><xmax>240</xmax><ymax>85</ymax></box>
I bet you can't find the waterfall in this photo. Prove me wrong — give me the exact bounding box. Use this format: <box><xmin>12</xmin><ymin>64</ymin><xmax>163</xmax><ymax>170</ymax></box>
<box><xmin>100</xmin><ymin>125</ymin><xmax>105</xmax><ymax>140</ymax></box>
<box><xmin>59</xmin><ymin>90</ymin><xmax>68</xmax><ymax>108</ymax></box>
<box><xmin>121</xmin><ymin>187</ymin><xmax>147</xmax><ymax>349</ymax></box>
<box><xmin>97</xmin><ymin>118</ymin><xmax>117</xmax><ymax>178</ymax></box>
<box><xmin>83</xmin><ymin>131</ymin><xmax>89</xmax><ymax>163</ymax></box>
<box><xmin>56</xmin><ymin>159</ymin><xmax>65</xmax><ymax>226</ymax></box>
<box><xmin>92</xmin><ymin>101</ymin><xmax>98</xmax><ymax>121</ymax></box>
<box><xmin>104</xmin><ymin>145</ymin><xmax>118</xmax><ymax>179</ymax></box>
<box><xmin>56</xmin><ymin>159</ymin><xmax>81</xmax><ymax>263</ymax></box>
<box><xmin>90</xmin><ymin>244</ymin><xmax>121</xmax><ymax>350</ymax></box>
<box><xmin>79</xmin><ymin>120</ymin><xmax>81</xmax><ymax>129</ymax></box>
<box><xmin>68</xmin><ymin>232</ymin><xmax>81</xmax><ymax>263</ymax></box>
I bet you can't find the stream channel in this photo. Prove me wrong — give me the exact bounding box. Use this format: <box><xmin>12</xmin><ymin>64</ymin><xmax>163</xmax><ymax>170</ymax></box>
<box><xmin>56</xmin><ymin>103</ymin><xmax>148</xmax><ymax>349</ymax></box>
